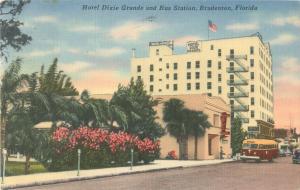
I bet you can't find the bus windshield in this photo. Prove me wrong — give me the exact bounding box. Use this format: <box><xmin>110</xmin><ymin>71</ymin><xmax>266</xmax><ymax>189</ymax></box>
<box><xmin>242</xmin><ymin>144</ymin><xmax>258</xmax><ymax>149</ymax></box>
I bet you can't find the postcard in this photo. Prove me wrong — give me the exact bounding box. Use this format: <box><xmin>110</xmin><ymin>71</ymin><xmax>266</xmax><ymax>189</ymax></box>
<box><xmin>0</xmin><ymin>0</ymin><xmax>299</xmax><ymax>190</ymax></box>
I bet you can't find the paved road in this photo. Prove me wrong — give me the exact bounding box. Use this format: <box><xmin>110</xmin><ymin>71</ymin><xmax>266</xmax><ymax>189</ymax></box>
<box><xmin>15</xmin><ymin>157</ymin><xmax>300</xmax><ymax>190</ymax></box>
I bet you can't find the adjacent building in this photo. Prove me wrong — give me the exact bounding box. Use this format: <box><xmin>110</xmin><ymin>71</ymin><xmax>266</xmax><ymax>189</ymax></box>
<box><xmin>131</xmin><ymin>33</ymin><xmax>274</xmax><ymax>139</ymax></box>
<box><xmin>155</xmin><ymin>94</ymin><xmax>231</xmax><ymax>160</ymax></box>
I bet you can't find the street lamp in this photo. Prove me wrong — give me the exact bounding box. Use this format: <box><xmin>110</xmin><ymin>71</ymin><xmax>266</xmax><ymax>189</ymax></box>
<box><xmin>2</xmin><ymin>149</ymin><xmax>7</xmax><ymax>184</ymax></box>
<box><xmin>77</xmin><ymin>149</ymin><xmax>81</xmax><ymax>176</ymax></box>
<box><xmin>130</xmin><ymin>148</ymin><xmax>134</xmax><ymax>170</ymax></box>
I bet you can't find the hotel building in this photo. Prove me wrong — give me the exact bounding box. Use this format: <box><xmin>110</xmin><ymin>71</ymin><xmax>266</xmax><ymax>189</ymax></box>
<box><xmin>131</xmin><ymin>33</ymin><xmax>275</xmax><ymax>139</ymax></box>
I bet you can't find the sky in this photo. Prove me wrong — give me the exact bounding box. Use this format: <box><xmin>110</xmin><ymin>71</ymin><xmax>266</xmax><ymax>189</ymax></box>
<box><xmin>2</xmin><ymin>0</ymin><xmax>300</xmax><ymax>131</ymax></box>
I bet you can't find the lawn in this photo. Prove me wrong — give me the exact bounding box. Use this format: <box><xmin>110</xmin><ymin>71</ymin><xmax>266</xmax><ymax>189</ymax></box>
<box><xmin>5</xmin><ymin>161</ymin><xmax>48</xmax><ymax>176</ymax></box>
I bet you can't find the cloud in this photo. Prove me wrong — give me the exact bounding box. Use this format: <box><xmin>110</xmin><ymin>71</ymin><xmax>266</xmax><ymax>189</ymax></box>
<box><xmin>110</xmin><ymin>21</ymin><xmax>158</xmax><ymax>40</ymax></box>
<box><xmin>270</xmin><ymin>34</ymin><xmax>297</xmax><ymax>45</ymax></box>
<box><xmin>26</xmin><ymin>48</ymin><xmax>61</xmax><ymax>57</ymax></box>
<box><xmin>174</xmin><ymin>35</ymin><xmax>202</xmax><ymax>47</ymax></box>
<box><xmin>74</xmin><ymin>70</ymin><xmax>128</xmax><ymax>94</ymax></box>
<box><xmin>225</xmin><ymin>23</ymin><xmax>259</xmax><ymax>31</ymax></box>
<box><xmin>278</xmin><ymin>57</ymin><xmax>300</xmax><ymax>73</ymax></box>
<box><xmin>66</xmin><ymin>48</ymin><xmax>81</xmax><ymax>54</ymax></box>
<box><xmin>274</xmin><ymin>75</ymin><xmax>300</xmax><ymax>130</ymax></box>
<box><xmin>33</xmin><ymin>16</ymin><xmax>57</xmax><ymax>23</ymax></box>
<box><xmin>68</xmin><ymin>25</ymin><xmax>101</xmax><ymax>33</ymax></box>
<box><xmin>59</xmin><ymin>61</ymin><xmax>91</xmax><ymax>73</ymax></box>
<box><xmin>87</xmin><ymin>47</ymin><xmax>125</xmax><ymax>57</ymax></box>
<box><xmin>271</xmin><ymin>16</ymin><xmax>300</xmax><ymax>27</ymax></box>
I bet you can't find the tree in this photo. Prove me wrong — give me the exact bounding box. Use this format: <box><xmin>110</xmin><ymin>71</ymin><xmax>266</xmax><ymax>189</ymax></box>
<box><xmin>36</xmin><ymin>58</ymin><xmax>79</xmax><ymax>125</ymax></box>
<box><xmin>0</xmin><ymin>59</ymin><xmax>27</xmax><ymax>151</ymax></box>
<box><xmin>0</xmin><ymin>0</ymin><xmax>32</xmax><ymax>60</ymax></box>
<box><xmin>6</xmin><ymin>108</ymin><xmax>47</xmax><ymax>174</ymax></box>
<box><xmin>184</xmin><ymin>110</ymin><xmax>211</xmax><ymax>160</ymax></box>
<box><xmin>0</xmin><ymin>0</ymin><xmax>32</xmax><ymax>166</ymax></box>
<box><xmin>163</xmin><ymin>98</ymin><xmax>188</xmax><ymax>160</ymax></box>
<box><xmin>111</xmin><ymin>78</ymin><xmax>164</xmax><ymax>140</ymax></box>
<box><xmin>231</xmin><ymin>117</ymin><xmax>247</xmax><ymax>156</ymax></box>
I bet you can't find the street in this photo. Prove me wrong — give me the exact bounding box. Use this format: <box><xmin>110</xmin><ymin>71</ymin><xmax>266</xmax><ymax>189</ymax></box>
<box><xmin>15</xmin><ymin>157</ymin><xmax>300</xmax><ymax>190</ymax></box>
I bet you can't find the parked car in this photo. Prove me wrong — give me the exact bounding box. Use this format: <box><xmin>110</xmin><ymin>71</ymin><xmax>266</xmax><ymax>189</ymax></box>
<box><xmin>285</xmin><ymin>149</ymin><xmax>292</xmax><ymax>156</ymax></box>
<box><xmin>292</xmin><ymin>149</ymin><xmax>300</xmax><ymax>164</ymax></box>
<box><xmin>279</xmin><ymin>149</ymin><xmax>286</xmax><ymax>157</ymax></box>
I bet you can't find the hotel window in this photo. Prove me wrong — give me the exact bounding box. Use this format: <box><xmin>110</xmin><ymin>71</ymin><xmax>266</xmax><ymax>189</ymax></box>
<box><xmin>250</xmin><ymin>46</ymin><xmax>254</xmax><ymax>55</ymax></box>
<box><xmin>218</xmin><ymin>49</ymin><xmax>221</xmax><ymax>57</ymax></box>
<box><xmin>166</xmin><ymin>84</ymin><xmax>169</xmax><ymax>89</ymax></box>
<box><xmin>207</xmin><ymin>60</ymin><xmax>212</xmax><ymax>68</ymax></box>
<box><xmin>230</xmin><ymin>100</ymin><xmax>234</xmax><ymax>105</ymax></box>
<box><xmin>150</xmin><ymin>85</ymin><xmax>154</xmax><ymax>92</ymax></box>
<box><xmin>156</xmin><ymin>49</ymin><xmax>159</xmax><ymax>55</ymax></box>
<box><xmin>251</xmin><ymin>85</ymin><xmax>255</xmax><ymax>92</ymax></box>
<box><xmin>251</xmin><ymin>72</ymin><xmax>255</xmax><ymax>80</ymax></box>
<box><xmin>230</xmin><ymin>74</ymin><xmax>234</xmax><ymax>81</ymax></box>
<box><xmin>150</xmin><ymin>64</ymin><xmax>154</xmax><ymax>71</ymax></box>
<box><xmin>195</xmin><ymin>61</ymin><xmax>200</xmax><ymax>68</ymax></box>
<box><xmin>159</xmin><ymin>68</ymin><xmax>162</xmax><ymax>71</ymax></box>
<box><xmin>207</xmin><ymin>71</ymin><xmax>211</xmax><ymax>79</ymax></box>
<box><xmin>213</xmin><ymin>114</ymin><xmax>220</xmax><ymax>127</ymax></box>
<box><xmin>174</xmin><ymin>73</ymin><xmax>178</xmax><ymax>80</ymax></box>
<box><xmin>210</xmin><ymin>45</ymin><xmax>214</xmax><ymax>50</ymax></box>
<box><xmin>187</xmin><ymin>61</ymin><xmax>191</xmax><ymax>69</ymax></box>
<box><xmin>173</xmin><ymin>84</ymin><xmax>178</xmax><ymax>91</ymax></box>
<box><xmin>207</xmin><ymin>82</ymin><xmax>212</xmax><ymax>89</ymax></box>
<box><xmin>173</xmin><ymin>62</ymin><xmax>178</xmax><ymax>70</ymax></box>
<box><xmin>195</xmin><ymin>72</ymin><xmax>200</xmax><ymax>79</ymax></box>
<box><xmin>187</xmin><ymin>83</ymin><xmax>191</xmax><ymax>90</ymax></box>
<box><xmin>251</xmin><ymin>110</ymin><xmax>255</xmax><ymax>118</ymax></box>
<box><xmin>218</xmin><ymin>61</ymin><xmax>222</xmax><ymax>69</ymax></box>
<box><xmin>187</xmin><ymin>72</ymin><xmax>191</xmax><ymax>80</ymax></box>
<box><xmin>159</xmin><ymin>58</ymin><xmax>162</xmax><ymax>62</ymax></box>
<box><xmin>166</xmin><ymin>74</ymin><xmax>169</xmax><ymax>79</ymax></box>
<box><xmin>250</xmin><ymin>59</ymin><xmax>254</xmax><ymax>67</ymax></box>
<box><xmin>218</xmin><ymin>86</ymin><xmax>222</xmax><ymax>94</ymax></box>
<box><xmin>150</xmin><ymin>75</ymin><xmax>154</xmax><ymax>82</ymax></box>
<box><xmin>208</xmin><ymin>93</ymin><xmax>212</xmax><ymax>97</ymax></box>
<box><xmin>230</xmin><ymin>86</ymin><xmax>234</xmax><ymax>93</ymax></box>
<box><xmin>230</xmin><ymin>62</ymin><xmax>234</xmax><ymax>67</ymax></box>
<box><xmin>230</xmin><ymin>49</ymin><xmax>234</xmax><ymax>56</ymax></box>
<box><xmin>166</xmin><ymin>63</ymin><xmax>169</xmax><ymax>69</ymax></box>
<box><xmin>251</xmin><ymin>97</ymin><xmax>255</xmax><ymax>105</ymax></box>
<box><xmin>137</xmin><ymin>65</ymin><xmax>141</xmax><ymax>72</ymax></box>
<box><xmin>195</xmin><ymin>82</ymin><xmax>200</xmax><ymax>90</ymax></box>
<box><xmin>137</xmin><ymin>76</ymin><xmax>141</xmax><ymax>80</ymax></box>
<box><xmin>218</xmin><ymin>74</ymin><xmax>222</xmax><ymax>82</ymax></box>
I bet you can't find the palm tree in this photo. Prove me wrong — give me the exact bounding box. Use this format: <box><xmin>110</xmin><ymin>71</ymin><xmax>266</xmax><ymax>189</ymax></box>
<box><xmin>184</xmin><ymin>110</ymin><xmax>211</xmax><ymax>160</ymax></box>
<box><xmin>1</xmin><ymin>58</ymin><xmax>27</xmax><ymax>149</ymax></box>
<box><xmin>163</xmin><ymin>98</ymin><xmax>188</xmax><ymax>160</ymax></box>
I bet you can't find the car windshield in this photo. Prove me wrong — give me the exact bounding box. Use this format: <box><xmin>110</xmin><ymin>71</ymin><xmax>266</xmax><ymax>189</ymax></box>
<box><xmin>242</xmin><ymin>144</ymin><xmax>258</xmax><ymax>149</ymax></box>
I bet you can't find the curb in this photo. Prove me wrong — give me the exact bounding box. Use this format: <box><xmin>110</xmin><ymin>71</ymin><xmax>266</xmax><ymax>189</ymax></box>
<box><xmin>1</xmin><ymin>166</ymin><xmax>183</xmax><ymax>190</ymax></box>
<box><xmin>1</xmin><ymin>160</ymin><xmax>236</xmax><ymax>189</ymax></box>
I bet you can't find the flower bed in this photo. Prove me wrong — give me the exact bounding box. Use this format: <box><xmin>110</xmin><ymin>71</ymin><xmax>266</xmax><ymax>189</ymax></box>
<box><xmin>48</xmin><ymin>126</ymin><xmax>160</xmax><ymax>171</ymax></box>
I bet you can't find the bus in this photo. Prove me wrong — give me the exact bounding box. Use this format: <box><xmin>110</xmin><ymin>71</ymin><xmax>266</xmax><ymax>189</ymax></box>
<box><xmin>240</xmin><ymin>139</ymin><xmax>279</xmax><ymax>162</ymax></box>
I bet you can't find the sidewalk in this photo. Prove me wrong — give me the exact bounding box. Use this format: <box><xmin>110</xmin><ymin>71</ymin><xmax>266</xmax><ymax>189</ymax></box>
<box><xmin>1</xmin><ymin>159</ymin><xmax>234</xmax><ymax>190</ymax></box>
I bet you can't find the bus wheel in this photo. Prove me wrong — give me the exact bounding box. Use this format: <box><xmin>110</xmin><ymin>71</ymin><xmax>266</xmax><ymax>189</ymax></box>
<box><xmin>255</xmin><ymin>159</ymin><xmax>261</xmax><ymax>163</ymax></box>
<box><xmin>268</xmin><ymin>158</ymin><xmax>273</xmax><ymax>162</ymax></box>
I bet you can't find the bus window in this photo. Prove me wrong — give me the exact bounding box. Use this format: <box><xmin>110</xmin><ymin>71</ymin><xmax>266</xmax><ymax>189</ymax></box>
<box><xmin>243</xmin><ymin>144</ymin><xmax>258</xmax><ymax>149</ymax></box>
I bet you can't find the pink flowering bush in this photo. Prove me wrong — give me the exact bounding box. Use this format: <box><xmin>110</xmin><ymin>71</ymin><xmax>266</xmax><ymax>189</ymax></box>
<box><xmin>49</xmin><ymin>126</ymin><xmax>160</xmax><ymax>170</ymax></box>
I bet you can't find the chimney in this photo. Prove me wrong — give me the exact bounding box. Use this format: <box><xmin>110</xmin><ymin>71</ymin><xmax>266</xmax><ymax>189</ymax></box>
<box><xmin>132</xmin><ymin>48</ymin><xmax>136</xmax><ymax>58</ymax></box>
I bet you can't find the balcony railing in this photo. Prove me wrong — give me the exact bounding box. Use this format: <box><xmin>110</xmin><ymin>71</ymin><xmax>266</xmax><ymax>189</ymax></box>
<box><xmin>227</xmin><ymin>79</ymin><xmax>248</xmax><ymax>86</ymax></box>
<box><xmin>228</xmin><ymin>92</ymin><xmax>249</xmax><ymax>98</ymax></box>
<box><xmin>226</xmin><ymin>67</ymin><xmax>249</xmax><ymax>73</ymax></box>
<box><xmin>231</xmin><ymin>105</ymin><xmax>249</xmax><ymax>112</ymax></box>
<box><xmin>226</xmin><ymin>54</ymin><xmax>247</xmax><ymax>61</ymax></box>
